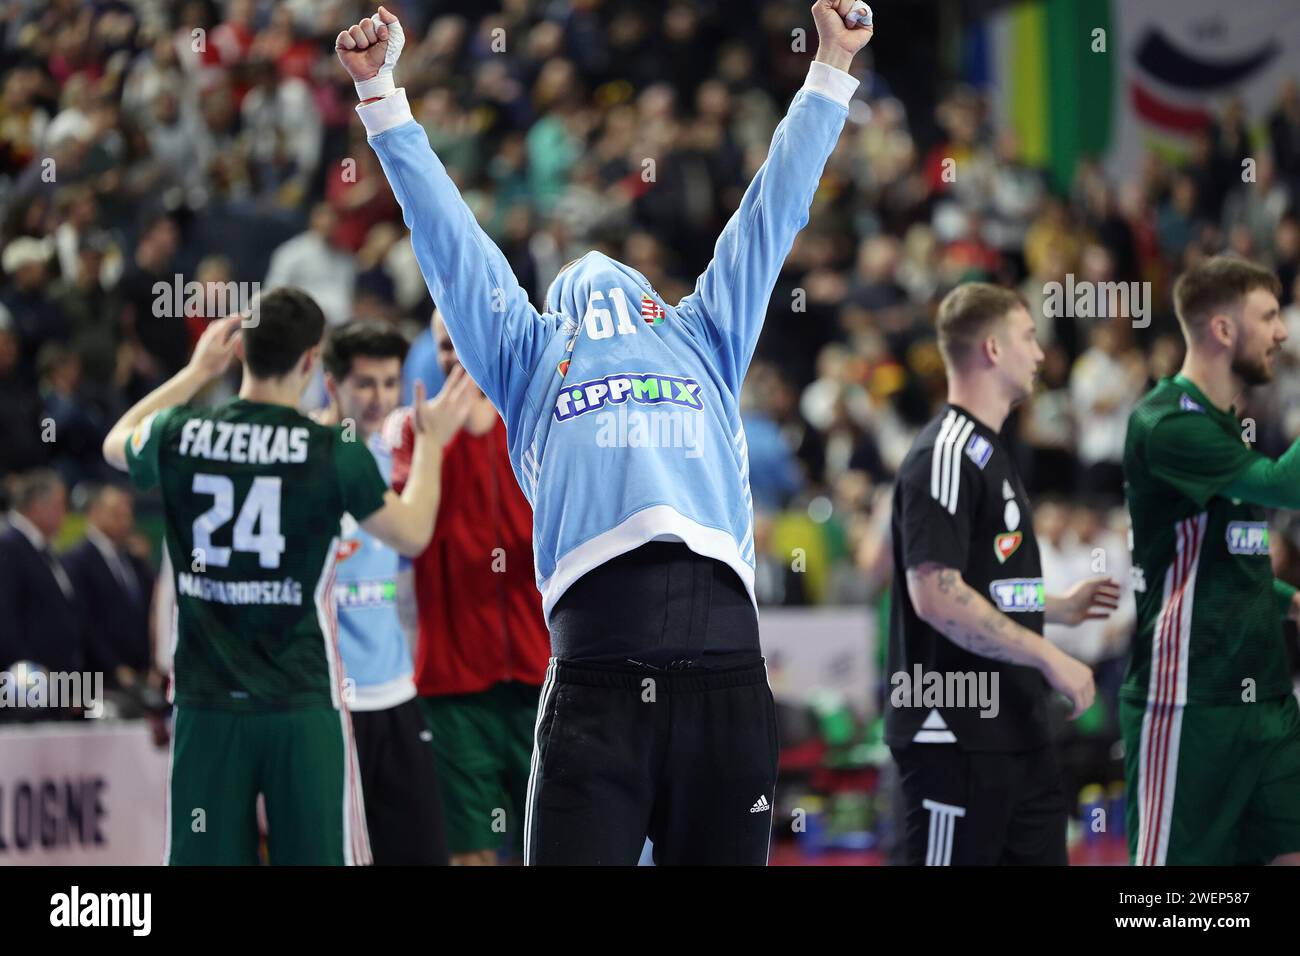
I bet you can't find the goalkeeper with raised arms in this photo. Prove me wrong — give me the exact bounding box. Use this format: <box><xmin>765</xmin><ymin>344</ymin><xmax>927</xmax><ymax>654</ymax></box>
<box><xmin>336</xmin><ymin>2</ymin><xmax>873</xmax><ymax>864</ymax></box>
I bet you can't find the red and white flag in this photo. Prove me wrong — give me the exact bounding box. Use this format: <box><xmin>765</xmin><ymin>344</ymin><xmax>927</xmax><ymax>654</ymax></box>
<box><xmin>641</xmin><ymin>294</ymin><xmax>665</xmax><ymax>326</ymax></box>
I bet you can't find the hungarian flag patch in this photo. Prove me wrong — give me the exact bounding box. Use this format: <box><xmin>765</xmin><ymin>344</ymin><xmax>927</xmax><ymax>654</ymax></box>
<box><xmin>641</xmin><ymin>294</ymin><xmax>665</xmax><ymax>325</ymax></box>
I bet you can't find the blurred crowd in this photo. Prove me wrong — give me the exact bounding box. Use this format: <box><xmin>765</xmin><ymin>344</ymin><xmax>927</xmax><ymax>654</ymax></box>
<box><xmin>3</xmin><ymin>0</ymin><xmax>1300</xmax><ymax>692</ymax></box>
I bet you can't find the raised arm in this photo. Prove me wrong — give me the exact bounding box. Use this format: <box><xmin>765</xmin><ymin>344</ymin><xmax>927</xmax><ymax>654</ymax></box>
<box><xmin>336</xmin><ymin>7</ymin><xmax>553</xmax><ymax>425</ymax></box>
<box><xmin>674</xmin><ymin>1</ymin><xmax>871</xmax><ymax>390</ymax></box>
<box><xmin>103</xmin><ymin>315</ymin><xmax>241</xmax><ymax>471</ymax></box>
<box><xmin>361</xmin><ymin>368</ymin><xmax>477</xmax><ymax>556</ymax></box>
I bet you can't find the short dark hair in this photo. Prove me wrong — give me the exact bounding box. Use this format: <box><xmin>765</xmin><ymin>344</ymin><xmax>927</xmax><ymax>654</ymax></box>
<box><xmin>242</xmin><ymin>287</ymin><xmax>326</xmax><ymax>379</ymax></box>
<box><xmin>1173</xmin><ymin>255</ymin><xmax>1282</xmax><ymax>342</ymax></box>
<box><xmin>7</xmin><ymin>469</ymin><xmax>64</xmax><ymax>513</ymax></box>
<box><xmin>80</xmin><ymin>482</ymin><xmax>131</xmax><ymax>513</ymax></box>
<box><xmin>322</xmin><ymin>322</ymin><xmax>410</xmax><ymax>381</ymax></box>
<box><xmin>935</xmin><ymin>282</ymin><xmax>1027</xmax><ymax>369</ymax></box>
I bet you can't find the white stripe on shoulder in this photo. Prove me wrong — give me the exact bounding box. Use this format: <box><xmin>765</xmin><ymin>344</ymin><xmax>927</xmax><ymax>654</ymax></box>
<box><xmin>937</xmin><ymin>413</ymin><xmax>966</xmax><ymax>511</ymax></box>
<box><xmin>930</xmin><ymin>410</ymin><xmax>958</xmax><ymax>503</ymax></box>
<box><xmin>946</xmin><ymin>418</ymin><xmax>977</xmax><ymax>514</ymax></box>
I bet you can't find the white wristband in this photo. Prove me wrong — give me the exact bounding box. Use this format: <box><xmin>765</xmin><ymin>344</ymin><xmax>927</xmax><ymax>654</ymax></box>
<box><xmin>352</xmin><ymin>12</ymin><xmax>405</xmax><ymax>101</ymax></box>
<box><xmin>356</xmin><ymin>88</ymin><xmax>413</xmax><ymax>136</ymax></box>
<box><xmin>355</xmin><ymin>72</ymin><xmax>396</xmax><ymax>100</ymax></box>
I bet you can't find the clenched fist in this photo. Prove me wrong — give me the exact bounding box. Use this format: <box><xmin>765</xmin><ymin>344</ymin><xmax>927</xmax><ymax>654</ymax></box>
<box><xmin>335</xmin><ymin>5</ymin><xmax>405</xmax><ymax>100</ymax></box>
<box><xmin>811</xmin><ymin>0</ymin><xmax>875</xmax><ymax>72</ymax></box>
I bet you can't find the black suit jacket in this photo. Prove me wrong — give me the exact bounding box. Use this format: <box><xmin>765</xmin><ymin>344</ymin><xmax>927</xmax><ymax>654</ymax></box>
<box><xmin>62</xmin><ymin>538</ymin><xmax>154</xmax><ymax>683</ymax></box>
<box><xmin>0</xmin><ymin>525</ymin><xmax>85</xmax><ymax>673</ymax></box>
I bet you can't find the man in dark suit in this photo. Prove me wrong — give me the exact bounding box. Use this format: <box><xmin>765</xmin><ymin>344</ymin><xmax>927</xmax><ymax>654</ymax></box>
<box><xmin>0</xmin><ymin>469</ymin><xmax>83</xmax><ymax>675</ymax></box>
<box><xmin>63</xmin><ymin>484</ymin><xmax>155</xmax><ymax>691</ymax></box>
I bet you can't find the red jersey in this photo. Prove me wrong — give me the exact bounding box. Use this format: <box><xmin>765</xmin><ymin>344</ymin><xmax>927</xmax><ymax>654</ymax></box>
<box><xmin>389</xmin><ymin>412</ymin><xmax>549</xmax><ymax>696</ymax></box>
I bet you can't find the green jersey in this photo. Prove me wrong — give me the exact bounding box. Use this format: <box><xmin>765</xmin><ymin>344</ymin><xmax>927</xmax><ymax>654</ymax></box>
<box><xmin>1122</xmin><ymin>375</ymin><xmax>1292</xmax><ymax>706</ymax></box>
<box><xmin>126</xmin><ymin>398</ymin><xmax>388</xmax><ymax>710</ymax></box>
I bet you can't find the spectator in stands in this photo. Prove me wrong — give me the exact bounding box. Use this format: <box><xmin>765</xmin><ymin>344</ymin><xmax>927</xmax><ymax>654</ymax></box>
<box><xmin>117</xmin><ymin>214</ymin><xmax>186</xmax><ymax>397</ymax></box>
<box><xmin>1156</xmin><ymin>172</ymin><xmax>1206</xmax><ymax>266</ymax></box>
<box><xmin>51</xmin><ymin>183</ymin><xmax>98</xmax><ymax>279</ymax></box>
<box><xmin>326</xmin><ymin>128</ymin><xmax>396</xmax><ymax>253</ymax></box>
<box><xmin>1039</xmin><ymin>499</ymin><xmax>1132</xmax><ymax>668</ymax></box>
<box><xmin>1069</xmin><ymin>321</ymin><xmax>1145</xmax><ymax>501</ymax></box>
<box><xmin>1019</xmin><ymin>342</ymin><xmax>1077</xmax><ymax>497</ymax></box>
<box><xmin>38</xmin><ymin>341</ymin><xmax>107</xmax><ymax>488</ymax></box>
<box><xmin>753</xmin><ymin>509</ymin><xmax>808</xmax><ymax>607</ymax></box>
<box><xmin>0</xmin><ymin>469</ymin><xmax>82</xmax><ymax>676</ymax></box>
<box><xmin>0</xmin><ymin>65</ymin><xmax>48</xmax><ymax>181</ymax></box>
<box><xmin>122</xmin><ymin>28</ymin><xmax>184</xmax><ymax>119</ymax></box>
<box><xmin>62</xmin><ymin>483</ymin><xmax>154</xmax><ymax>693</ymax></box>
<box><xmin>145</xmin><ymin>87</ymin><xmax>211</xmax><ymax>210</ymax></box>
<box><xmin>1270</xmin><ymin>79</ymin><xmax>1300</xmax><ymax>198</ymax></box>
<box><xmin>1222</xmin><ymin>154</ymin><xmax>1290</xmax><ymax>265</ymax></box>
<box><xmin>0</xmin><ymin>313</ymin><xmax>46</xmax><ymax>475</ymax></box>
<box><xmin>263</xmin><ymin>201</ymin><xmax>356</xmax><ymax>325</ymax></box>
<box><xmin>2</xmin><ymin>235</ymin><xmax>66</xmax><ymax>379</ymax></box>
<box><xmin>1276</xmin><ymin>215</ymin><xmax>1300</xmax><ymax>309</ymax></box>
<box><xmin>241</xmin><ymin>58</ymin><xmax>322</xmax><ymax>209</ymax></box>
<box><xmin>49</xmin><ymin>231</ymin><xmax>121</xmax><ymax>412</ymax></box>
<box><xmin>981</xmin><ymin>130</ymin><xmax>1046</xmax><ymax>271</ymax></box>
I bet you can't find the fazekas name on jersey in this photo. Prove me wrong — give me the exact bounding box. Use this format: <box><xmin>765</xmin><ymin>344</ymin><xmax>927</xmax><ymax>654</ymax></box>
<box><xmin>177</xmin><ymin>419</ymin><xmax>311</xmax><ymax>465</ymax></box>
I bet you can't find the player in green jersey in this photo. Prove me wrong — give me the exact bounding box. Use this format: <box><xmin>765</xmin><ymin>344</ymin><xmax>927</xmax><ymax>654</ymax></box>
<box><xmin>102</xmin><ymin>288</ymin><xmax>469</xmax><ymax>865</ymax></box>
<box><xmin>1123</xmin><ymin>256</ymin><xmax>1300</xmax><ymax>866</ymax></box>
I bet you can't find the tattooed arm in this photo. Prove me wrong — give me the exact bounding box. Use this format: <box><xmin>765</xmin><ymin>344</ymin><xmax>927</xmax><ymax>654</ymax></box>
<box><xmin>906</xmin><ymin>562</ymin><xmax>1096</xmax><ymax>718</ymax></box>
<box><xmin>907</xmin><ymin>564</ymin><xmax>1047</xmax><ymax>666</ymax></box>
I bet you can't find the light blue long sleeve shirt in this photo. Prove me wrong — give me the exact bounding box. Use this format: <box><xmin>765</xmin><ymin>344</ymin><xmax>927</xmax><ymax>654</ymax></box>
<box><xmin>359</xmin><ymin>62</ymin><xmax>857</xmax><ymax>622</ymax></box>
<box><xmin>334</xmin><ymin>427</ymin><xmax>415</xmax><ymax>711</ymax></box>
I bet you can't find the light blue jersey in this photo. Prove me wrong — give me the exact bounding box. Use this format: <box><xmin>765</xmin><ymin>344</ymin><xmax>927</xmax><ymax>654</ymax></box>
<box><xmin>360</xmin><ymin>63</ymin><xmax>857</xmax><ymax>621</ymax></box>
<box><xmin>334</xmin><ymin>426</ymin><xmax>415</xmax><ymax>710</ymax></box>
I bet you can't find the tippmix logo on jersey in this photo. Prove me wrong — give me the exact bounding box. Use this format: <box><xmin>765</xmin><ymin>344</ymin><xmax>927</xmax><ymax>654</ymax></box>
<box><xmin>335</xmin><ymin>579</ymin><xmax>397</xmax><ymax>608</ymax></box>
<box><xmin>553</xmin><ymin>372</ymin><xmax>703</xmax><ymax>422</ymax></box>
<box><xmin>1226</xmin><ymin>521</ymin><xmax>1269</xmax><ymax>555</ymax></box>
<box><xmin>989</xmin><ymin>578</ymin><xmax>1046</xmax><ymax>613</ymax></box>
